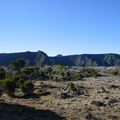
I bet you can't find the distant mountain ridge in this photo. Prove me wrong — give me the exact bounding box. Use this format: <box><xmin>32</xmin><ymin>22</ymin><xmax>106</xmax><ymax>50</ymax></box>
<box><xmin>0</xmin><ymin>51</ymin><xmax>120</xmax><ymax>67</ymax></box>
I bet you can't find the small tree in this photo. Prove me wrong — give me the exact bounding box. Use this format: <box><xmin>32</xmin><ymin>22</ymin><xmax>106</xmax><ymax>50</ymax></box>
<box><xmin>12</xmin><ymin>59</ymin><xmax>26</xmax><ymax>72</ymax></box>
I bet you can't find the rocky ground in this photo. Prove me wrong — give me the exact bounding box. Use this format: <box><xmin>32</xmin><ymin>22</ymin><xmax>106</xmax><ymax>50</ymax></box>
<box><xmin>0</xmin><ymin>76</ymin><xmax>120</xmax><ymax>120</ymax></box>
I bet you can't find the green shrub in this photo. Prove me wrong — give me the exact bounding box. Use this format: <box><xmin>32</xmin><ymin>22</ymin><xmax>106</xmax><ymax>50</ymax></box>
<box><xmin>12</xmin><ymin>59</ymin><xmax>26</xmax><ymax>72</ymax></box>
<box><xmin>0</xmin><ymin>68</ymin><xmax>6</xmax><ymax>80</ymax></box>
<box><xmin>21</xmin><ymin>81</ymin><xmax>34</xmax><ymax>95</ymax></box>
<box><xmin>1</xmin><ymin>78</ymin><xmax>16</xmax><ymax>97</ymax></box>
<box><xmin>22</xmin><ymin>67</ymin><xmax>34</xmax><ymax>75</ymax></box>
<box><xmin>80</xmin><ymin>68</ymin><xmax>98</xmax><ymax>77</ymax></box>
<box><xmin>112</xmin><ymin>70</ymin><xmax>119</xmax><ymax>76</ymax></box>
<box><xmin>67</xmin><ymin>82</ymin><xmax>77</xmax><ymax>91</ymax></box>
<box><xmin>16</xmin><ymin>79</ymin><xmax>26</xmax><ymax>88</ymax></box>
<box><xmin>12</xmin><ymin>73</ymin><xmax>28</xmax><ymax>88</ymax></box>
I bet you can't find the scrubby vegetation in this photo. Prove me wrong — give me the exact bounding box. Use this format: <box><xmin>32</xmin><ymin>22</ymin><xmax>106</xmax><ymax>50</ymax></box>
<box><xmin>0</xmin><ymin>78</ymin><xmax>16</xmax><ymax>97</ymax></box>
<box><xmin>21</xmin><ymin>80</ymin><xmax>34</xmax><ymax>95</ymax></box>
<box><xmin>0</xmin><ymin>59</ymin><xmax>120</xmax><ymax>119</ymax></box>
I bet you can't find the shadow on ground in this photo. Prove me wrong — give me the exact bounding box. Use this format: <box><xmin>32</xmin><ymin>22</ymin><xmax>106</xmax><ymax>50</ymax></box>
<box><xmin>0</xmin><ymin>102</ymin><xmax>65</xmax><ymax>120</ymax></box>
<box><xmin>13</xmin><ymin>91</ymin><xmax>51</xmax><ymax>99</ymax></box>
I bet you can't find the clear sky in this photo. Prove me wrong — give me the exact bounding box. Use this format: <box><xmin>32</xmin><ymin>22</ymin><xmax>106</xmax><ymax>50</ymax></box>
<box><xmin>0</xmin><ymin>0</ymin><xmax>120</xmax><ymax>56</ymax></box>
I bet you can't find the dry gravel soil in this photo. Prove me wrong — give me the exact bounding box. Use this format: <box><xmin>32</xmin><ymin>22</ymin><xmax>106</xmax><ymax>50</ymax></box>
<box><xmin>0</xmin><ymin>76</ymin><xmax>120</xmax><ymax>120</ymax></box>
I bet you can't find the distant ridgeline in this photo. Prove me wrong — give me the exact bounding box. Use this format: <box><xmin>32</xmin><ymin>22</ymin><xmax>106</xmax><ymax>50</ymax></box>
<box><xmin>0</xmin><ymin>51</ymin><xmax>120</xmax><ymax>67</ymax></box>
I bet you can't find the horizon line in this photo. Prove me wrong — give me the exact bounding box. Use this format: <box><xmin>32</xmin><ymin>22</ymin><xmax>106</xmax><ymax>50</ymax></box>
<box><xmin>0</xmin><ymin>50</ymin><xmax>119</xmax><ymax>57</ymax></box>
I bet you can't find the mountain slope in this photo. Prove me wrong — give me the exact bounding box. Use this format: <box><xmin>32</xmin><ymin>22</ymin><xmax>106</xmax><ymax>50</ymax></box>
<box><xmin>50</xmin><ymin>54</ymin><xmax>120</xmax><ymax>66</ymax></box>
<box><xmin>0</xmin><ymin>51</ymin><xmax>120</xmax><ymax>67</ymax></box>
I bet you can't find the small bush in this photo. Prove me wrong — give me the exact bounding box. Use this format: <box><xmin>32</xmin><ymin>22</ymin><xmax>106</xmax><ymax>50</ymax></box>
<box><xmin>68</xmin><ymin>82</ymin><xmax>77</xmax><ymax>91</ymax></box>
<box><xmin>80</xmin><ymin>68</ymin><xmax>98</xmax><ymax>77</ymax></box>
<box><xmin>1</xmin><ymin>78</ymin><xmax>16</xmax><ymax>97</ymax></box>
<box><xmin>16</xmin><ymin>79</ymin><xmax>26</xmax><ymax>88</ymax></box>
<box><xmin>12</xmin><ymin>73</ymin><xmax>28</xmax><ymax>88</ymax></box>
<box><xmin>0</xmin><ymin>68</ymin><xmax>6</xmax><ymax>80</ymax></box>
<box><xmin>22</xmin><ymin>67</ymin><xmax>34</xmax><ymax>75</ymax></box>
<box><xmin>112</xmin><ymin>70</ymin><xmax>119</xmax><ymax>76</ymax></box>
<box><xmin>21</xmin><ymin>81</ymin><xmax>34</xmax><ymax>95</ymax></box>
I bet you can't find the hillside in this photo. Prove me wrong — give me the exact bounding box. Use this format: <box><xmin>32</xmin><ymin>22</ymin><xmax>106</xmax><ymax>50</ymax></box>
<box><xmin>0</xmin><ymin>51</ymin><xmax>120</xmax><ymax>66</ymax></box>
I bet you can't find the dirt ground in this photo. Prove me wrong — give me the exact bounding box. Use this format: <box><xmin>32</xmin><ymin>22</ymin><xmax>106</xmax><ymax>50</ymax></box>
<box><xmin>0</xmin><ymin>76</ymin><xmax>120</xmax><ymax>120</ymax></box>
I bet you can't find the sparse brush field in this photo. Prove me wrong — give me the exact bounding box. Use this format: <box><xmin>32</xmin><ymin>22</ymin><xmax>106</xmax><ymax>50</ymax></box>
<box><xmin>0</xmin><ymin>63</ymin><xmax>120</xmax><ymax>120</ymax></box>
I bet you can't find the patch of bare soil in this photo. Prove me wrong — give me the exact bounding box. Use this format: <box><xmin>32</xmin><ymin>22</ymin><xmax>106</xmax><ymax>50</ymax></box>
<box><xmin>0</xmin><ymin>76</ymin><xmax>120</xmax><ymax>120</ymax></box>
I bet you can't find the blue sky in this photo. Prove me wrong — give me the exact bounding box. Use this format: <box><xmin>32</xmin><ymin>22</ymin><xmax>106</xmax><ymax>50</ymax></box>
<box><xmin>0</xmin><ymin>0</ymin><xmax>120</xmax><ymax>56</ymax></box>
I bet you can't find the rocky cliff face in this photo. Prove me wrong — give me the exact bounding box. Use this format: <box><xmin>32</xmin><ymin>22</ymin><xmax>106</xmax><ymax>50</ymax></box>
<box><xmin>0</xmin><ymin>51</ymin><xmax>120</xmax><ymax>66</ymax></box>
